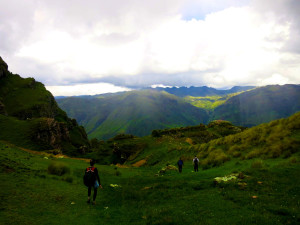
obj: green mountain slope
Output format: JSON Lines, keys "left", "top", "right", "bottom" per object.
{"left": 57, "top": 90, "right": 209, "bottom": 140}
{"left": 191, "top": 111, "right": 300, "bottom": 168}
{"left": 0, "top": 57, "right": 90, "bottom": 155}
{"left": 183, "top": 92, "right": 244, "bottom": 112}
{"left": 212, "top": 84, "right": 300, "bottom": 126}
{"left": 86, "top": 111, "right": 300, "bottom": 168}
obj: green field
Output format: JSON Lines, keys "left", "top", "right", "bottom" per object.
{"left": 184, "top": 95, "right": 232, "bottom": 111}
{"left": 1, "top": 141, "right": 299, "bottom": 225}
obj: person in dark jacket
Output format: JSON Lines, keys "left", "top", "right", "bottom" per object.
{"left": 86, "top": 159, "right": 102, "bottom": 205}
{"left": 177, "top": 158, "right": 184, "bottom": 173}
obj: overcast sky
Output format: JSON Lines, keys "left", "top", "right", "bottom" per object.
{"left": 1, "top": 0, "right": 300, "bottom": 96}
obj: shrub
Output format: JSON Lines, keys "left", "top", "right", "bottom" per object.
{"left": 215, "top": 138, "right": 224, "bottom": 145}
{"left": 115, "top": 170, "right": 122, "bottom": 176}
{"left": 201, "top": 149, "right": 230, "bottom": 168}
{"left": 111, "top": 133, "right": 135, "bottom": 140}
{"left": 48, "top": 161, "right": 70, "bottom": 176}
{"left": 232, "top": 151, "right": 242, "bottom": 158}
{"left": 289, "top": 156, "right": 298, "bottom": 164}
{"left": 151, "top": 130, "right": 161, "bottom": 137}
{"left": 251, "top": 159, "right": 264, "bottom": 169}
{"left": 283, "top": 150, "right": 292, "bottom": 159}
{"left": 228, "top": 145, "right": 240, "bottom": 154}
{"left": 268, "top": 145, "right": 283, "bottom": 158}
{"left": 245, "top": 149, "right": 262, "bottom": 159}
{"left": 63, "top": 176, "right": 73, "bottom": 183}
{"left": 224, "top": 135, "right": 241, "bottom": 145}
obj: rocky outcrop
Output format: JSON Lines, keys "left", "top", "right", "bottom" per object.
{"left": 0, "top": 56, "right": 90, "bottom": 155}
{"left": 33, "top": 118, "right": 70, "bottom": 149}
{"left": 13, "top": 101, "right": 60, "bottom": 120}
{"left": 0, "top": 56, "right": 8, "bottom": 78}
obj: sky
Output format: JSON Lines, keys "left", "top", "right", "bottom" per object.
{"left": 1, "top": 0, "right": 300, "bottom": 96}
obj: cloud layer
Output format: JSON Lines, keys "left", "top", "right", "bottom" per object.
{"left": 1, "top": 0, "right": 300, "bottom": 95}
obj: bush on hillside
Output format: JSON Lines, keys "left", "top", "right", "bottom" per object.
{"left": 200, "top": 149, "right": 230, "bottom": 168}
{"left": 245, "top": 149, "right": 262, "bottom": 159}
{"left": 111, "top": 134, "right": 135, "bottom": 140}
{"left": 251, "top": 159, "right": 265, "bottom": 169}
{"left": 48, "top": 161, "right": 70, "bottom": 176}
{"left": 63, "top": 175, "right": 73, "bottom": 183}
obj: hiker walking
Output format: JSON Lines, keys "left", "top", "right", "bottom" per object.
{"left": 177, "top": 158, "right": 184, "bottom": 173}
{"left": 193, "top": 156, "right": 199, "bottom": 172}
{"left": 84, "top": 159, "right": 102, "bottom": 205}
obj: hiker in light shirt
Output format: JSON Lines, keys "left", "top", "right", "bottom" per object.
{"left": 193, "top": 156, "right": 199, "bottom": 172}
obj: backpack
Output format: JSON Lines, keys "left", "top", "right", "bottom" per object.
{"left": 194, "top": 158, "right": 199, "bottom": 165}
{"left": 83, "top": 167, "right": 96, "bottom": 187}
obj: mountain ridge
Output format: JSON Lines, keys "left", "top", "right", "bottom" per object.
{"left": 57, "top": 90, "right": 209, "bottom": 140}
{"left": 212, "top": 84, "right": 300, "bottom": 127}
{"left": 0, "top": 56, "right": 90, "bottom": 155}
{"left": 57, "top": 84, "right": 300, "bottom": 140}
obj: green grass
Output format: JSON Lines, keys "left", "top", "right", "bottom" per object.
{"left": 184, "top": 93, "right": 241, "bottom": 112}
{"left": 1, "top": 141, "right": 299, "bottom": 225}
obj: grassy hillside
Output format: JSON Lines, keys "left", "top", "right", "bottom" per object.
{"left": 1, "top": 139, "right": 299, "bottom": 224}
{"left": 85, "top": 111, "right": 299, "bottom": 171}
{"left": 1, "top": 105, "right": 299, "bottom": 225}
{"left": 0, "top": 56, "right": 90, "bottom": 155}
{"left": 184, "top": 92, "right": 243, "bottom": 112}
{"left": 85, "top": 121, "right": 244, "bottom": 165}
{"left": 57, "top": 90, "right": 209, "bottom": 140}
{"left": 191, "top": 111, "right": 300, "bottom": 169}
{"left": 212, "top": 84, "right": 300, "bottom": 127}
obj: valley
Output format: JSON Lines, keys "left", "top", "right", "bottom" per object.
{"left": 57, "top": 84, "right": 300, "bottom": 140}
{"left": 0, "top": 56, "right": 299, "bottom": 225}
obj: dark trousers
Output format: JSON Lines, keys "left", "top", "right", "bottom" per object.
{"left": 194, "top": 164, "right": 198, "bottom": 172}
{"left": 178, "top": 165, "right": 182, "bottom": 173}
{"left": 88, "top": 186, "right": 98, "bottom": 201}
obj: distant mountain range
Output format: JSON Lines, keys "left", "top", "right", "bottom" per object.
{"left": 212, "top": 84, "right": 300, "bottom": 126}
{"left": 57, "top": 84, "right": 300, "bottom": 140}
{"left": 57, "top": 90, "right": 209, "bottom": 140}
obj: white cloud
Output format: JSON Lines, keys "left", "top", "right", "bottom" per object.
{"left": 1, "top": 0, "right": 300, "bottom": 95}
{"left": 150, "top": 84, "right": 173, "bottom": 88}
{"left": 258, "top": 74, "right": 290, "bottom": 86}
{"left": 46, "top": 83, "right": 131, "bottom": 96}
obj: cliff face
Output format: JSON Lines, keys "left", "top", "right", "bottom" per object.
{"left": 0, "top": 56, "right": 90, "bottom": 155}
{"left": 0, "top": 57, "right": 9, "bottom": 78}
{"left": 34, "top": 118, "right": 70, "bottom": 149}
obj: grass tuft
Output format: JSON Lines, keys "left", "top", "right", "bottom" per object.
{"left": 47, "top": 161, "right": 70, "bottom": 176}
